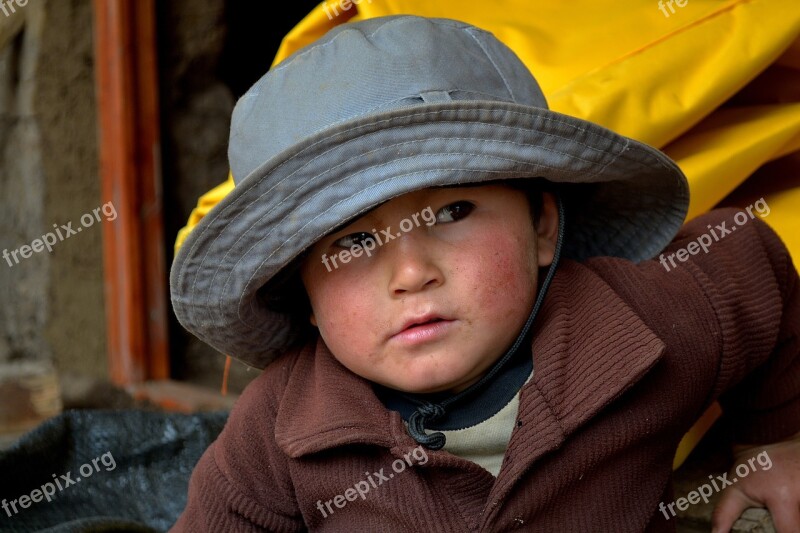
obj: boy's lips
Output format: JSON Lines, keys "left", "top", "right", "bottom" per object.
{"left": 389, "top": 313, "right": 456, "bottom": 345}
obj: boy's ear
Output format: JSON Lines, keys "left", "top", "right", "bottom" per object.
{"left": 309, "top": 312, "right": 317, "bottom": 327}
{"left": 536, "top": 192, "right": 559, "bottom": 267}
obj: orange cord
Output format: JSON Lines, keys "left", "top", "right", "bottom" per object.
{"left": 221, "top": 355, "right": 232, "bottom": 396}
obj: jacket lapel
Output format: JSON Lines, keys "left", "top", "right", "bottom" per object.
{"left": 485, "top": 259, "right": 666, "bottom": 516}
{"left": 275, "top": 337, "right": 400, "bottom": 458}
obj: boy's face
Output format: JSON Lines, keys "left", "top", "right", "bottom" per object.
{"left": 300, "top": 184, "right": 559, "bottom": 394}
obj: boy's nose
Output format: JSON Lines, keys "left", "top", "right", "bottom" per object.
{"left": 386, "top": 232, "right": 443, "bottom": 296}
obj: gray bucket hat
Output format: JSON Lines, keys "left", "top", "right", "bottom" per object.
{"left": 170, "top": 15, "right": 689, "bottom": 369}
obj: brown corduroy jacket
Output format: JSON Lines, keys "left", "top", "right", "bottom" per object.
{"left": 171, "top": 208, "right": 800, "bottom": 532}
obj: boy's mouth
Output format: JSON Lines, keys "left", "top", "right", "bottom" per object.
{"left": 390, "top": 313, "right": 455, "bottom": 342}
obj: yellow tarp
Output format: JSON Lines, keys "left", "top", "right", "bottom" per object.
{"left": 174, "top": 0, "right": 800, "bottom": 469}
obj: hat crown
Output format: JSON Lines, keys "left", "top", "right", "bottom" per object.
{"left": 229, "top": 15, "right": 547, "bottom": 184}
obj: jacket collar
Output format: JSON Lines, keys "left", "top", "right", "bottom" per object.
{"left": 274, "top": 259, "right": 666, "bottom": 459}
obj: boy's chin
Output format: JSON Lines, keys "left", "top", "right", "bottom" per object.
{"left": 378, "top": 371, "right": 485, "bottom": 395}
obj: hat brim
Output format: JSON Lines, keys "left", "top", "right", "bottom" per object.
{"left": 170, "top": 101, "right": 688, "bottom": 368}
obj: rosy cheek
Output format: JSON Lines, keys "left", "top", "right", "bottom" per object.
{"left": 315, "top": 281, "right": 375, "bottom": 350}
{"left": 466, "top": 234, "right": 535, "bottom": 318}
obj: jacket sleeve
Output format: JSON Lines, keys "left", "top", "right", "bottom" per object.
{"left": 169, "top": 363, "right": 306, "bottom": 532}
{"left": 665, "top": 207, "right": 800, "bottom": 445}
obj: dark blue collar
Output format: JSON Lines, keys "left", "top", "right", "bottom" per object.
{"left": 374, "top": 341, "right": 532, "bottom": 431}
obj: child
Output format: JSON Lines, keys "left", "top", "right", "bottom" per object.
{"left": 169, "top": 15, "right": 800, "bottom": 532}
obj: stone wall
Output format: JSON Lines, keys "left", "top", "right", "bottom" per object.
{"left": 0, "top": 0, "right": 104, "bottom": 377}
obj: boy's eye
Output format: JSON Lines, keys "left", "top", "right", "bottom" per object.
{"left": 436, "top": 201, "right": 475, "bottom": 223}
{"left": 334, "top": 232, "right": 374, "bottom": 249}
